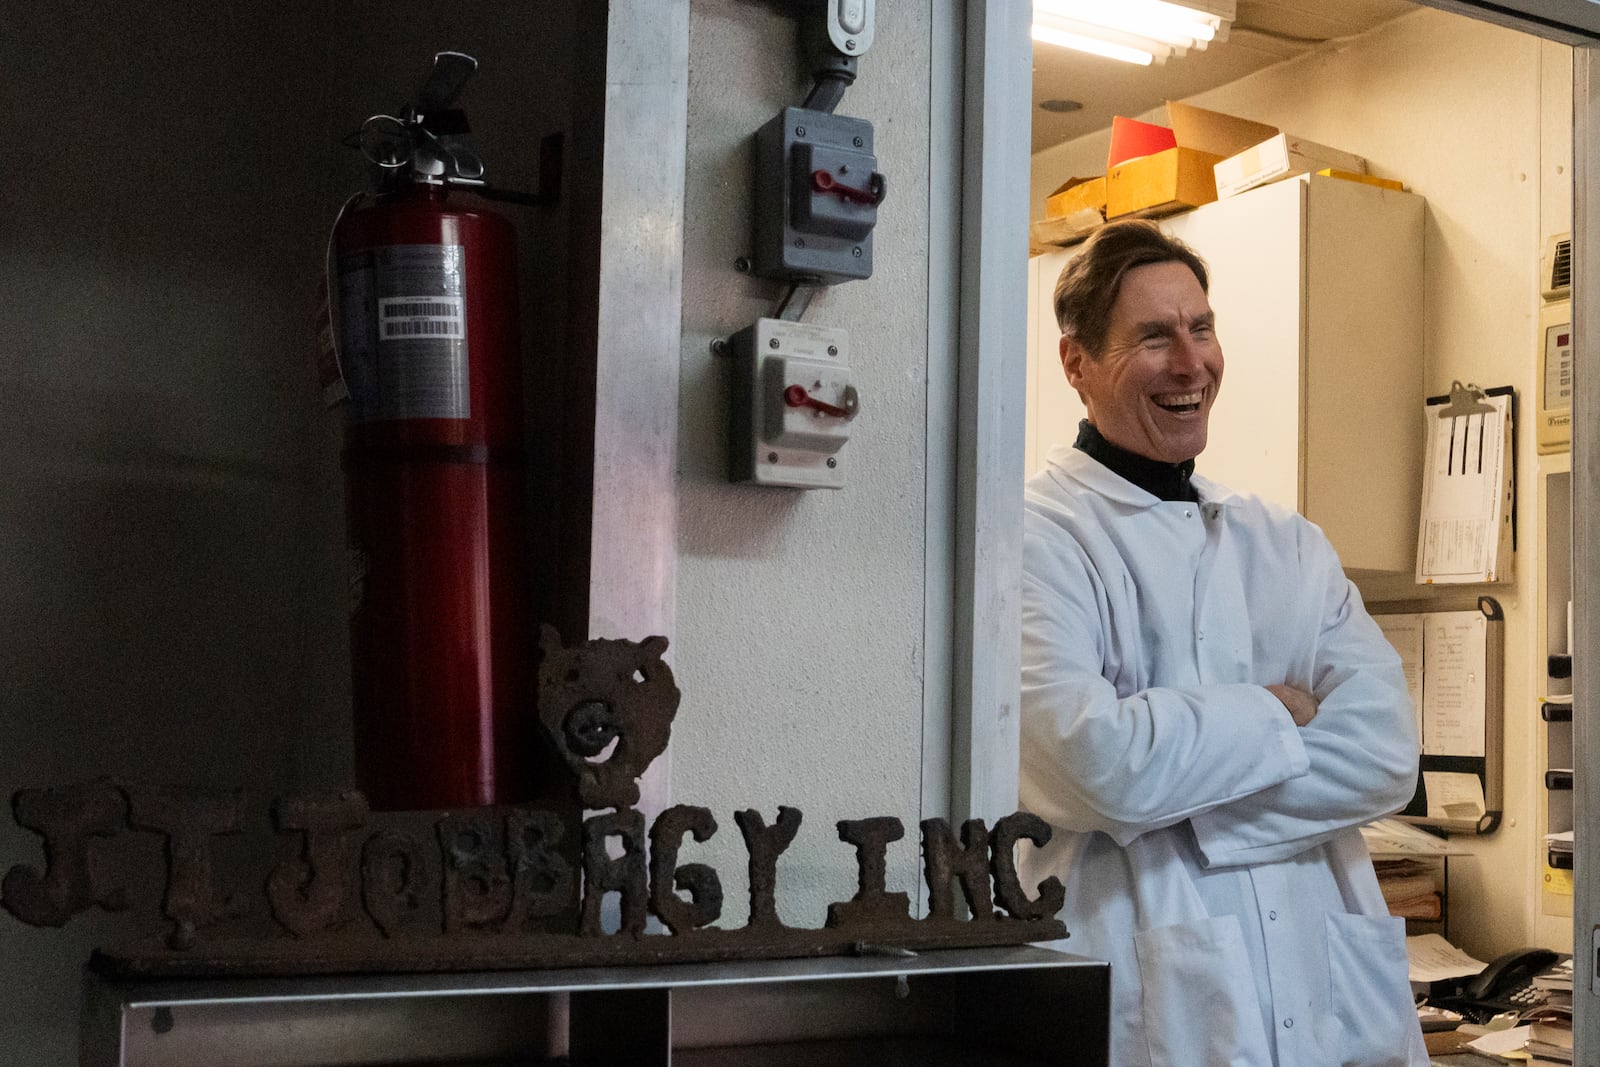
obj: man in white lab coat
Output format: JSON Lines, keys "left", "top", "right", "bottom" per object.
{"left": 1020, "top": 220, "right": 1427, "bottom": 1066}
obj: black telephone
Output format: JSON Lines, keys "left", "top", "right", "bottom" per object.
{"left": 1447, "top": 947, "right": 1561, "bottom": 1018}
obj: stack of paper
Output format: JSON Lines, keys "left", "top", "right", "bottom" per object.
{"left": 1406, "top": 932, "right": 1485, "bottom": 993}
{"left": 1531, "top": 957, "right": 1574, "bottom": 998}
{"left": 1362, "top": 817, "right": 1466, "bottom": 859}
{"left": 1525, "top": 1004, "right": 1573, "bottom": 1064}
{"left": 1547, "top": 829, "right": 1574, "bottom": 865}
{"left": 1376, "top": 859, "right": 1441, "bottom": 920}
{"left": 1466, "top": 1025, "right": 1536, "bottom": 1060}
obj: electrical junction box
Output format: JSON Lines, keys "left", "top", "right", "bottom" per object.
{"left": 826, "top": 0, "right": 874, "bottom": 54}
{"left": 753, "top": 106, "right": 882, "bottom": 284}
{"left": 729, "top": 318, "right": 858, "bottom": 489}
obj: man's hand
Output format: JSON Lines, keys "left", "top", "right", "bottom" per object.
{"left": 1266, "top": 684, "right": 1320, "bottom": 727}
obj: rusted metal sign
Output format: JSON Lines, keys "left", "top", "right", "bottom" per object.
{"left": 4, "top": 631, "right": 1065, "bottom": 978}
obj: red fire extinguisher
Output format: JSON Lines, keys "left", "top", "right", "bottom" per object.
{"left": 328, "top": 53, "right": 533, "bottom": 812}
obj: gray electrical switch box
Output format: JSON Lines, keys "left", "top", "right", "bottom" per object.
{"left": 753, "top": 106, "right": 882, "bottom": 284}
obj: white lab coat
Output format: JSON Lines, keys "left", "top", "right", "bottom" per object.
{"left": 1020, "top": 444, "right": 1427, "bottom": 1067}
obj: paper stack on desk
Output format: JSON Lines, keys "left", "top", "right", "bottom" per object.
{"left": 1520, "top": 1002, "right": 1573, "bottom": 1064}
{"left": 1531, "top": 957, "right": 1574, "bottom": 999}
{"left": 1405, "top": 932, "right": 1485, "bottom": 993}
{"left": 1525, "top": 1012, "right": 1574, "bottom": 1064}
{"left": 1466, "top": 1025, "right": 1537, "bottom": 1060}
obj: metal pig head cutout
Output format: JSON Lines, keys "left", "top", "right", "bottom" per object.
{"left": 536, "top": 627, "right": 679, "bottom": 808}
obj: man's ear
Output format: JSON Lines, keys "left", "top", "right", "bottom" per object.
{"left": 1060, "top": 334, "right": 1087, "bottom": 392}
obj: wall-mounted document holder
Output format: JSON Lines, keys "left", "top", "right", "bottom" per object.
{"left": 1416, "top": 383, "right": 1516, "bottom": 584}
{"left": 1373, "top": 596, "right": 1504, "bottom": 835}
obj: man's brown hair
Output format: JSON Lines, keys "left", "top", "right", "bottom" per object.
{"left": 1052, "top": 220, "right": 1209, "bottom": 358}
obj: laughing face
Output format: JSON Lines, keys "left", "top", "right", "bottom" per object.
{"left": 1061, "top": 260, "right": 1223, "bottom": 464}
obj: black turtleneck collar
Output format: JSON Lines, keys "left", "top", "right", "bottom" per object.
{"left": 1073, "top": 420, "right": 1199, "bottom": 503}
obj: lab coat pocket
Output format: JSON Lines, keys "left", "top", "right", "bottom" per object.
{"left": 1324, "top": 912, "right": 1418, "bottom": 1067}
{"left": 1134, "top": 916, "right": 1273, "bottom": 1067}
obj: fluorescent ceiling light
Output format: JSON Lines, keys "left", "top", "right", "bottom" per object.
{"left": 1034, "top": 14, "right": 1176, "bottom": 62}
{"left": 1032, "top": 0, "right": 1234, "bottom": 65}
{"left": 1031, "top": 23, "right": 1155, "bottom": 66}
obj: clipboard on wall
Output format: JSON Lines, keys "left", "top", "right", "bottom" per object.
{"left": 1372, "top": 596, "right": 1504, "bottom": 835}
{"left": 1416, "top": 382, "right": 1516, "bottom": 584}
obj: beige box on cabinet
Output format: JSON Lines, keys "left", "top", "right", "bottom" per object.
{"left": 1215, "top": 133, "right": 1368, "bottom": 199}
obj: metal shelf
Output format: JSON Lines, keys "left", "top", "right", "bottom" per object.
{"left": 84, "top": 944, "right": 1110, "bottom": 1067}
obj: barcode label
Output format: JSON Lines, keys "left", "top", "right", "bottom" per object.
{"left": 386, "top": 300, "right": 455, "bottom": 317}
{"left": 379, "top": 295, "right": 465, "bottom": 340}
{"left": 383, "top": 318, "right": 462, "bottom": 337}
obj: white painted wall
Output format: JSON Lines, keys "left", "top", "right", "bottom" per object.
{"left": 671, "top": 1, "right": 939, "bottom": 926}
{"left": 1028, "top": 9, "right": 1573, "bottom": 958}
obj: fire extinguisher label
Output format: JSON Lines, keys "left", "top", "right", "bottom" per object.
{"left": 337, "top": 244, "right": 471, "bottom": 421}
{"left": 378, "top": 296, "right": 464, "bottom": 339}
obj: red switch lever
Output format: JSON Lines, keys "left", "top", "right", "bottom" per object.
{"left": 812, "top": 169, "right": 883, "bottom": 205}
{"left": 784, "top": 384, "right": 851, "bottom": 418}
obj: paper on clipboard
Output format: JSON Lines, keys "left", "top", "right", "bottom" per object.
{"left": 1374, "top": 610, "right": 1485, "bottom": 757}
{"left": 1423, "top": 771, "right": 1486, "bottom": 822}
{"left": 1416, "top": 387, "right": 1513, "bottom": 583}
{"left": 1376, "top": 614, "right": 1424, "bottom": 745}
{"left": 1421, "top": 611, "right": 1487, "bottom": 757}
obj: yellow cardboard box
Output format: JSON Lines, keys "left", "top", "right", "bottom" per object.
{"left": 1315, "top": 168, "right": 1403, "bottom": 192}
{"left": 1030, "top": 213, "right": 1099, "bottom": 251}
{"left": 1106, "top": 101, "right": 1277, "bottom": 219}
{"left": 1107, "top": 149, "right": 1225, "bottom": 219}
{"left": 1045, "top": 175, "right": 1106, "bottom": 219}
{"left": 1032, "top": 175, "right": 1107, "bottom": 250}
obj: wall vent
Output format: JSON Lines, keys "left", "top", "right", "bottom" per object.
{"left": 1543, "top": 233, "right": 1571, "bottom": 301}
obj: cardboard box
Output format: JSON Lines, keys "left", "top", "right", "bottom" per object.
{"left": 1031, "top": 175, "right": 1106, "bottom": 250}
{"left": 1107, "top": 150, "right": 1223, "bottom": 219}
{"left": 1316, "top": 168, "right": 1403, "bottom": 192}
{"left": 1215, "top": 133, "right": 1367, "bottom": 199}
{"left": 1045, "top": 176, "right": 1105, "bottom": 220}
{"left": 1030, "top": 212, "right": 1100, "bottom": 251}
{"left": 1105, "top": 102, "right": 1277, "bottom": 219}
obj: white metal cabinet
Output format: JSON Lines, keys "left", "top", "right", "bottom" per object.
{"left": 1027, "top": 174, "right": 1425, "bottom": 576}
